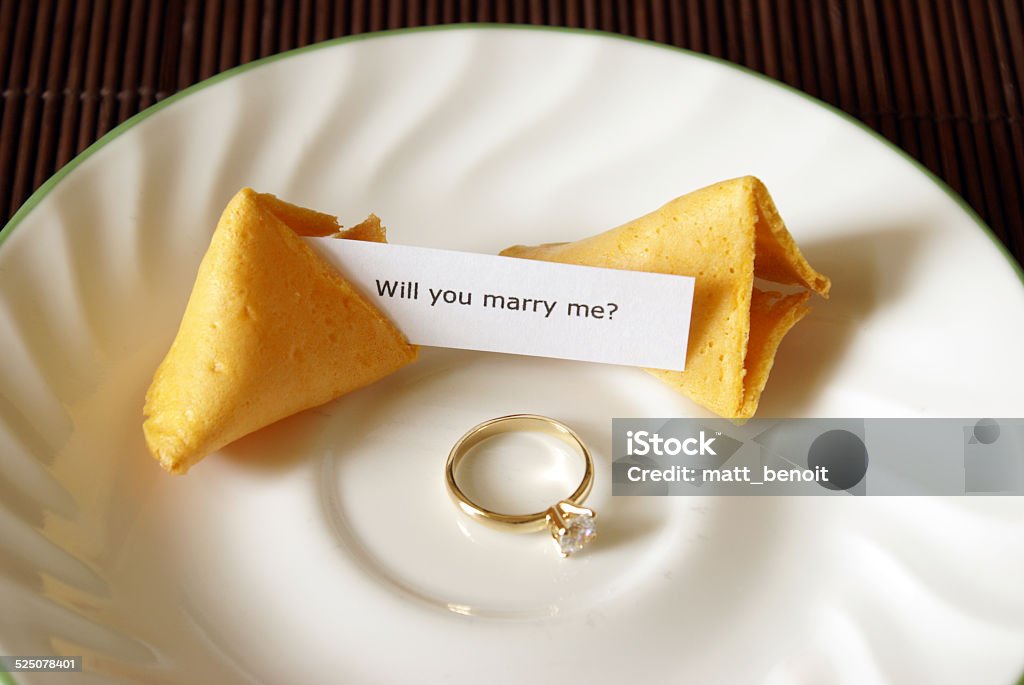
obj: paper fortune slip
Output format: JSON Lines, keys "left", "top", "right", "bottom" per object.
{"left": 305, "top": 238, "right": 695, "bottom": 371}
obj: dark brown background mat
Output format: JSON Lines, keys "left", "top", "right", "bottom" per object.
{"left": 1, "top": 0, "right": 1022, "bottom": 270}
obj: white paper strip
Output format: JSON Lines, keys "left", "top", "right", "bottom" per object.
{"left": 305, "top": 238, "right": 695, "bottom": 371}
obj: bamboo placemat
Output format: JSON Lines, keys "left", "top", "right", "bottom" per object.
{"left": 1, "top": 0, "right": 1022, "bottom": 269}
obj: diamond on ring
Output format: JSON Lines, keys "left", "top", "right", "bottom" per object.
{"left": 546, "top": 501, "right": 597, "bottom": 557}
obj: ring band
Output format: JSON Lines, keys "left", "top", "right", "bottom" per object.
{"left": 445, "top": 414, "right": 597, "bottom": 557}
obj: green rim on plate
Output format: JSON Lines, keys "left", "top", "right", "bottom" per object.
{"left": 0, "top": 23, "right": 1021, "bottom": 287}
{"left": 0, "top": 24, "right": 1022, "bottom": 685}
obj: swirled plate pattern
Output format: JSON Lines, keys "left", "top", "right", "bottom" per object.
{"left": 1, "top": 26, "right": 1023, "bottom": 684}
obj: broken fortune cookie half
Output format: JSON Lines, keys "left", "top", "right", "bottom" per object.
{"left": 500, "top": 176, "right": 830, "bottom": 419}
{"left": 143, "top": 188, "right": 418, "bottom": 474}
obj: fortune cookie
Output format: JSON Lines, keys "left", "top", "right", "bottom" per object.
{"left": 143, "top": 189, "right": 417, "bottom": 474}
{"left": 501, "top": 176, "right": 830, "bottom": 419}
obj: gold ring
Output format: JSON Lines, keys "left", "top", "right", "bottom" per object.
{"left": 445, "top": 414, "right": 597, "bottom": 557}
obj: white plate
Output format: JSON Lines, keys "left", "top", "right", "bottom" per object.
{"left": 2, "top": 26, "right": 1024, "bottom": 685}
